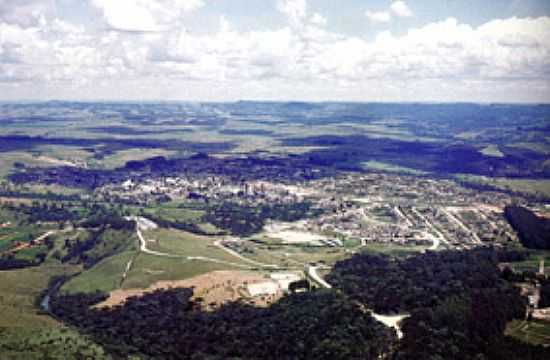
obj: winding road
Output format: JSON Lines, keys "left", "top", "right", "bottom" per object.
{"left": 130, "top": 216, "right": 411, "bottom": 338}
{"left": 306, "top": 265, "right": 332, "bottom": 289}
{"left": 128, "top": 216, "right": 261, "bottom": 270}
{"left": 306, "top": 265, "right": 409, "bottom": 338}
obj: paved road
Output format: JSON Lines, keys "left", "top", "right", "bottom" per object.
{"left": 441, "top": 208, "right": 482, "bottom": 244}
{"left": 412, "top": 207, "right": 448, "bottom": 249}
{"left": 394, "top": 206, "right": 413, "bottom": 227}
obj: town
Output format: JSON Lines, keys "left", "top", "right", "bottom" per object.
{"left": 95, "top": 171, "right": 523, "bottom": 252}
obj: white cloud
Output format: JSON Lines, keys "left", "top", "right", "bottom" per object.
{"left": 310, "top": 13, "right": 327, "bottom": 26}
{"left": 390, "top": 1, "right": 414, "bottom": 18}
{"left": 0, "top": 0, "right": 549, "bottom": 102}
{"left": 0, "top": 0, "right": 52, "bottom": 27}
{"left": 366, "top": 1, "right": 413, "bottom": 23}
{"left": 277, "top": 0, "right": 307, "bottom": 26}
{"left": 365, "top": 11, "right": 391, "bottom": 23}
{"left": 91, "top": 0, "right": 205, "bottom": 32}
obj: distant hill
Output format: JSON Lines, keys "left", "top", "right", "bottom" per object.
{"left": 504, "top": 206, "right": 550, "bottom": 249}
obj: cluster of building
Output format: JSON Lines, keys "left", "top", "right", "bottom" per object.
{"left": 97, "top": 176, "right": 315, "bottom": 206}
{"left": 97, "top": 170, "right": 527, "bottom": 251}
{"left": 261, "top": 173, "right": 521, "bottom": 250}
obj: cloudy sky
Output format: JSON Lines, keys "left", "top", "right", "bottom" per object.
{"left": 1, "top": 0, "right": 550, "bottom": 102}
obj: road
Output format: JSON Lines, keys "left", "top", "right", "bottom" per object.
{"left": 441, "top": 208, "right": 482, "bottom": 244}
{"left": 394, "top": 206, "right": 413, "bottom": 227}
{"left": 135, "top": 225, "right": 182, "bottom": 258}
{"left": 129, "top": 217, "right": 256, "bottom": 269}
{"left": 187, "top": 256, "right": 253, "bottom": 269}
{"left": 306, "top": 265, "right": 333, "bottom": 289}
{"left": 412, "top": 207, "right": 448, "bottom": 249}
{"left": 6, "top": 230, "right": 57, "bottom": 254}
{"left": 214, "top": 240, "right": 280, "bottom": 269}
{"left": 428, "top": 235, "right": 441, "bottom": 251}
{"left": 131, "top": 217, "right": 411, "bottom": 338}
{"left": 306, "top": 265, "right": 409, "bottom": 338}
{"left": 372, "top": 313, "right": 409, "bottom": 339}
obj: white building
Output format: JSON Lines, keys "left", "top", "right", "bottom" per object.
{"left": 270, "top": 273, "right": 301, "bottom": 292}
{"left": 247, "top": 281, "right": 279, "bottom": 297}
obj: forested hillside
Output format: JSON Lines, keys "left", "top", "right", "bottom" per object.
{"left": 328, "top": 249, "right": 550, "bottom": 359}
{"left": 51, "top": 289, "right": 395, "bottom": 360}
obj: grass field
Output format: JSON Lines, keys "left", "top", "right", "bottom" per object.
{"left": 506, "top": 319, "right": 550, "bottom": 346}
{"left": 0, "top": 327, "right": 113, "bottom": 360}
{"left": 456, "top": 174, "right": 550, "bottom": 198}
{"left": 361, "top": 243, "right": 429, "bottom": 257}
{"left": 92, "top": 148, "right": 178, "bottom": 169}
{"left": 144, "top": 202, "right": 205, "bottom": 223}
{"left": 144, "top": 228, "right": 243, "bottom": 264}
{"left": 0, "top": 152, "right": 60, "bottom": 178}
{"left": 0, "top": 223, "right": 51, "bottom": 253}
{"left": 13, "top": 183, "right": 85, "bottom": 196}
{"left": 243, "top": 241, "right": 348, "bottom": 268}
{"left": 0, "top": 143, "right": 178, "bottom": 178}
{"left": 509, "top": 142, "right": 550, "bottom": 156}
{"left": 362, "top": 161, "right": 428, "bottom": 175}
{"left": 508, "top": 250, "right": 550, "bottom": 273}
{"left": 122, "top": 254, "right": 234, "bottom": 289}
{"left": 0, "top": 264, "right": 111, "bottom": 359}
{"left": 81, "top": 229, "right": 137, "bottom": 264}
{"left": 63, "top": 227, "right": 252, "bottom": 293}
{"left": 60, "top": 250, "right": 137, "bottom": 294}
{"left": 0, "top": 265, "right": 76, "bottom": 328}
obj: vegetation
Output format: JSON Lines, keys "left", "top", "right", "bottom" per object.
{"left": 327, "top": 248, "right": 550, "bottom": 359}
{"left": 51, "top": 289, "right": 396, "bottom": 360}
{"left": 121, "top": 254, "right": 231, "bottom": 290}
{"left": 61, "top": 227, "right": 135, "bottom": 268}
{"left": 505, "top": 205, "right": 550, "bottom": 249}
{"left": 0, "top": 265, "right": 111, "bottom": 359}
{"left": 506, "top": 320, "right": 550, "bottom": 348}
{"left": 60, "top": 250, "right": 137, "bottom": 294}
{"left": 397, "top": 297, "right": 550, "bottom": 360}
{"left": 456, "top": 174, "right": 550, "bottom": 200}
{"left": 540, "top": 279, "right": 550, "bottom": 308}
{"left": 1, "top": 102, "right": 549, "bottom": 358}
{"left": 0, "top": 265, "right": 73, "bottom": 328}
{"left": 327, "top": 248, "right": 519, "bottom": 313}
{"left": 361, "top": 160, "right": 428, "bottom": 175}
{"left": 0, "top": 327, "right": 112, "bottom": 360}
{"left": 204, "top": 201, "right": 322, "bottom": 237}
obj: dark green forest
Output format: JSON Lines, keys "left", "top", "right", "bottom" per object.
{"left": 504, "top": 206, "right": 550, "bottom": 249}
{"left": 44, "top": 248, "right": 550, "bottom": 360}
{"left": 328, "top": 249, "right": 550, "bottom": 360}
{"left": 51, "top": 289, "right": 395, "bottom": 360}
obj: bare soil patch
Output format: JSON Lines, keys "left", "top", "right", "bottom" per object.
{"left": 97, "top": 271, "right": 281, "bottom": 309}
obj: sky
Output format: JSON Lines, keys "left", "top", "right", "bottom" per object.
{"left": 1, "top": 0, "right": 550, "bottom": 102}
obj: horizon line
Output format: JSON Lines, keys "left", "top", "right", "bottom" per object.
{"left": 1, "top": 99, "right": 550, "bottom": 106}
